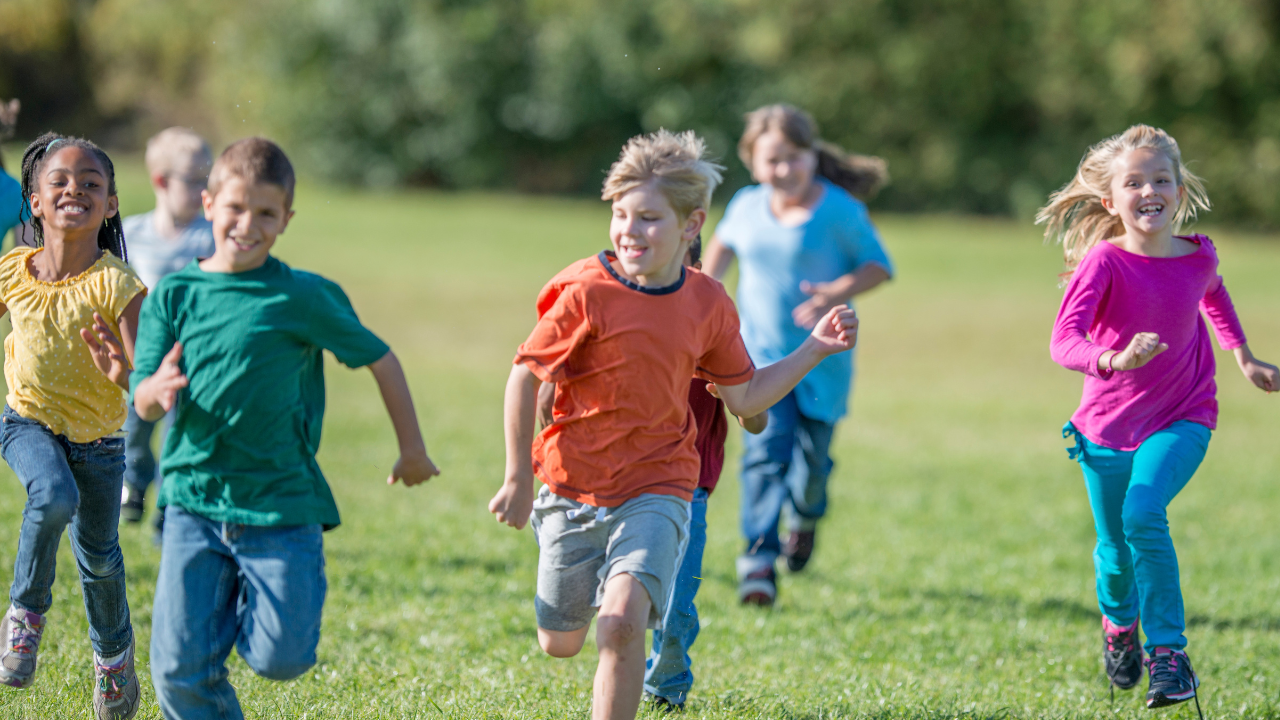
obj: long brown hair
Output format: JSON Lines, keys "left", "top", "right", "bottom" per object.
{"left": 1036, "top": 124, "right": 1209, "bottom": 277}
{"left": 738, "top": 104, "right": 887, "bottom": 201}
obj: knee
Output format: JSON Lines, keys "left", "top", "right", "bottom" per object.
{"left": 79, "top": 551, "right": 124, "bottom": 581}
{"left": 537, "top": 628, "right": 586, "bottom": 658}
{"left": 595, "top": 613, "right": 643, "bottom": 653}
{"left": 247, "top": 650, "right": 315, "bottom": 681}
{"left": 1121, "top": 499, "right": 1168, "bottom": 540}
{"left": 1093, "top": 541, "right": 1132, "bottom": 572}
{"left": 30, "top": 489, "right": 78, "bottom": 528}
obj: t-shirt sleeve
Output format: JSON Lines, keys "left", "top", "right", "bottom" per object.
{"left": 0, "top": 248, "right": 23, "bottom": 302}
{"left": 713, "top": 188, "right": 751, "bottom": 252}
{"left": 105, "top": 264, "right": 148, "bottom": 322}
{"left": 513, "top": 281, "right": 592, "bottom": 383}
{"left": 128, "top": 287, "right": 177, "bottom": 405}
{"left": 839, "top": 200, "right": 894, "bottom": 277}
{"left": 695, "top": 290, "right": 755, "bottom": 386}
{"left": 0, "top": 171, "right": 21, "bottom": 238}
{"left": 305, "top": 277, "right": 391, "bottom": 368}
{"left": 1050, "top": 251, "right": 1113, "bottom": 379}
{"left": 1198, "top": 240, "right": 1247, "bottom": 350}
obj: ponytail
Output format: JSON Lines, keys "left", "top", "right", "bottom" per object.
{"left": 19, "top": 132, "right": 128, "bottom": 261}
{"left": 815, "top": 141, "right": 888, "bottom": 201}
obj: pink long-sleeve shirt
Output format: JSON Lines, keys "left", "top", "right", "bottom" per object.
{"left": 1050, "top": 235, "right": 1246, "bottom": 451}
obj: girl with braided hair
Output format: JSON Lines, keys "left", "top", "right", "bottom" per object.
{"left": 0, "top": 133, "right": 146, "bottom": 719}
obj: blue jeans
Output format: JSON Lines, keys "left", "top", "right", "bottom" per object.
{"left": 0, "top": 406, "right": 132, "bottom": 656}
{"left": 1065, "top": 420, "right": 1209, "bottom": 653}
{"left": 644, "top": 487, "right": 707, "bottom": 705}
{"left": 737, "top": 391, "right": 835, "bottom": 577}
{"left": 151, "top": 506, "right": 326, "bottom": 720}
{"left": 123, "top": 405, "right": 169, "bottom": 493}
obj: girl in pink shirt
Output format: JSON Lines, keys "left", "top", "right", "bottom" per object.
{"left": 1042, "top": 125, "right": 1277, "bottom": 712}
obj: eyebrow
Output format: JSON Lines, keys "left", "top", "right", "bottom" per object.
{"left": 45, "top": 166, "right": 105, "bottom": 178}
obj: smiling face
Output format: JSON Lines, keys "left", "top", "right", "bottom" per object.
{"left": 1103, "top": 148, "right": 1184, "bottom": 239}
{"left": 201, "top": 176, "right": 294, "bottom": 273}
{"left": 29, "top": 146, "right": 118, "bottom": 246}
{"left": 608, "top": 179, "right": 705, "bottom": 287}
{"left": 750, "top": 128, "right": 817, "bottom": 197}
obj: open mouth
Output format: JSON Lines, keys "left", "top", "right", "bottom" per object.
{"left": 57, "top": 201, "right": 90, "bottom": 216}
{"left": 227, "top": 236, "right": 260, "bottom": 252}
{"left": 1137, "top": 203, "right": 1164, "bottom": 217}
{"left": 617, "top": 244, "right": 648, "bottom": 260}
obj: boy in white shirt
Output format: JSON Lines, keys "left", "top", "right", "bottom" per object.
{"left": 119, "top": 128, "right": 216, "bottom": 531}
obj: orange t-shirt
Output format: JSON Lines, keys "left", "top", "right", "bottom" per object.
{"left": 516, "top": 251, "right": 756, "bottom": 506}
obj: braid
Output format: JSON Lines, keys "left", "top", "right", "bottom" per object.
{"left": 19, "top": 132, "right": 128, "bottom": 261}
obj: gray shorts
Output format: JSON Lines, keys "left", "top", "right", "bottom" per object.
{"left": 531, "top": 486, "right": 691, "bottom": 632}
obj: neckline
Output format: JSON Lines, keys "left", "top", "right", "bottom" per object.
{"left": 766, "top": 178, "right": 829, "bottom": 229}
{"left": 1104, "top": 234, "right": 1204, "bottom": 260}
{"left": 22, "top": 247, "right": 109, "bottom": 287}
{"left": 596, "top": 251, "right": 686, "bottom": 295}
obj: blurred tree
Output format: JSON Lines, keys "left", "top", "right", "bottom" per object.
{"left": 4, "top": 0, "right": 1280, "bottom": 225}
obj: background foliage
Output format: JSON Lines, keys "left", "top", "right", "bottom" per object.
{"left": 3, "top": 0, "right": 1280, "bottom": 224}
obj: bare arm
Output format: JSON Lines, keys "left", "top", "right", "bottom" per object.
{"left": 1233, "top": 343, "right": 1279, "bottom": 393}
{"left": 82, "top": 293, "right": 146, "bottom": 389}
{"left": 739, "top": 410, "right": 768, "bottom": 434}
{"left": 792, "top": 263, "right": 891, "bottom": 329}
{"left": 702, "top": 235, "right": 735, "bottom": 281}
{"left": 368, "top": 351, "right": 440, "bottom": 486}
{"left": 489, "top": 364, "right": 542, "bottom": 529}
{"left": 715, "top": 305, "right": 858, "bottom": 418}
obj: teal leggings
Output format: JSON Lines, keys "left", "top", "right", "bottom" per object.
{"left": 1064, "top": 420, "right": 1210, "bottom": 653}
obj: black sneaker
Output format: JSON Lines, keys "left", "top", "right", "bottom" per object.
{"left": 642, "top": 692, "right": 684, "bottom": 713}
{"left": 119, "top": 485, "right": 145, "bottom": 524}
{"left": 738, "top": 566, "right": 776, "bottom": 606}
{"left": 1103, "top": 617, "right": 1142, "bottom": 690}
{"left": 782, "top": 529, "right": 815, "bottom": 572}
{"left": 1145, "top": 647, "right": 1199, "bottom": 709}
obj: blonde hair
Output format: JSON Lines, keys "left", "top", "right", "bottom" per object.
{"left": 601, "top": 129, "right": 724, "bottom": 218}
{"left": 1037, "top": 124, "right": 1210, "bottom": 274}
{"left": 739, "top": 104, "right": 888, "bottom": 201}
{"left": 145, "top": 127, "right": 212, "bottom": 176}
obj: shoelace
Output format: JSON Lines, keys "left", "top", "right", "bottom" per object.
{"left": 1105, "top": 627, "right": 1136, "bottom": 655}
{"left": 7, "top": 615, "right": 42, "bottom": 655}
{"left": 96, "top": 661, "right": 130, "bottom": 701}
{"left": 1146, "top": 651, "right": 1183, "bottom": 685}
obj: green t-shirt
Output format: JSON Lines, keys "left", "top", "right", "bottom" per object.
{"left": 129, "top": 256, "right": 390, "bottom": 529}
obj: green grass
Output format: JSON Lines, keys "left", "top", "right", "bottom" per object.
{"left": 1, "top": 158, "right": 1279, "bottom": 718}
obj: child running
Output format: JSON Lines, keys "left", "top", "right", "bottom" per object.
{"left": 130, "top": 138, "right": 440, "bottom": 720}
{"left": 536, "top": 237, "right": 769, "bottom": 711}
{"left": 0, "top": 133, "right": 147, "bottom": 719}
{"left": 490, "top": 129, "right": 858, "bottom": 720}
{"left": 119, "top": 127, "right": 216, "bottom": 533}
{"left": 702, "top": 104, "right": 892, "bottom": 605}
{"left": 1042, "top": 124, "right": 1278, "bottom": 711}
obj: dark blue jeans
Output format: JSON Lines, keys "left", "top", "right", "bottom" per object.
{"left": 644, "top": 487, "right": 708, "bottom": 705}
{"left": 737, "top": 391, "right": 835, "bottom": 578}
{"left": 151, "top": 506, "right": 326, "bottom": 720}
{"left": 0, "top": 406, "right": 132, "bottom": 656}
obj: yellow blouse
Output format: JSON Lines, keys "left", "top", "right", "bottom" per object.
{"left": 0, "top": 247, "right": 147, "bottom": 442}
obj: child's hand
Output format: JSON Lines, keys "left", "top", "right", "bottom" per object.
{"left": 1111, "top": 332, "right": 1168, "bottom": 371}
{"left": 148, "top": 343, "right": 189, "bottom": 413}
{"left": 792, "top": 280, "right": 844, "bottom": 329}
{"left": 80, "top": 312, "right": 131, "bottom": 388}
{"left": 1235, "top": 345, "right": 1279, "bottom": 393}
{"left": 489, "top": 476, "right": 534, "bottom": 530}
{"left": 806, "top": 305, "right": 859, "bottom": 356}
{"left": 388, "top": 452, "right": 441, "bottom": 486}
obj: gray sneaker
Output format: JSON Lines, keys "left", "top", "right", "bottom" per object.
{"left": 94, "top": 643, "right": 140, "bottom": 719}
{"left": 0, "top": 605, "right": 44, "bottom": 688}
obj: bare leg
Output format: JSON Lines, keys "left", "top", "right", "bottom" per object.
{"left": 538, "top": 624, "right": 590, "bottom": 658}
{"left": 592, "top": 574, "right": 651, "bottom": 720}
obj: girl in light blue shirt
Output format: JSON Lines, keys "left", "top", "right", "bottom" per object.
{"left": 704, "top": 104, "right": 893, "bottom": 605}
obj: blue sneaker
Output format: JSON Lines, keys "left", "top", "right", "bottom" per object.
{"left": 1145, "top": 647, "right": 1199, "bottom": 709}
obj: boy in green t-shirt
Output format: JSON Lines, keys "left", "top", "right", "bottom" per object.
{"left": 129, "top": 138, "right": 440, "bottom": 720}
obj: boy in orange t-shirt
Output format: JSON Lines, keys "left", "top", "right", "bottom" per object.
{"left": 489, "top": 129, "right": 859, "bottom": 720}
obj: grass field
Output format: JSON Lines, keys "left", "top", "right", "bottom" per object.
{"left": 0, "top": 156, "right": 1278, "bottom": 719}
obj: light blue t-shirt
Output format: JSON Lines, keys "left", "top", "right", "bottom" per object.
{"left": 715, "top": 179, "right": 893, "bottom": 423}
{"left": 122, "top": 211, "right": 215, "bottom": 290}
{"left": 0, "top": 169, "right": 21, "bottom": 246}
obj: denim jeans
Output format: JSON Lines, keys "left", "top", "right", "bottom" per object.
{"left": 1065, "top": 420, "right": 1209, "bottom": 653}
{"left": 0, "top": 406, "right": 132, "bottom": 656}
{"left": 151, "top": 506, "right": 326, "bottom": 720}
{"left": 123, "top": 405, "right": 170, "bottom": 494}
{"left": 644, "top": 487, "right": 707, "bottom": 705}
{"left": 737, "top": 391, "right": 835, "bottom": 577}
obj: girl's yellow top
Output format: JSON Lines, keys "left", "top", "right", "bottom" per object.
{"left": 0, "top": 246, "right": 147, "bottom": 443}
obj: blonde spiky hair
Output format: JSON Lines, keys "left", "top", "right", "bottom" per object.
{"left": 1037, "top": 124, "right": 1210, "bottom": 277}
{"left": 144, "top": 127, "right": 213, "bottom": 177}
{"left": 602, "top": 129, "right": 724, "bottom": 218}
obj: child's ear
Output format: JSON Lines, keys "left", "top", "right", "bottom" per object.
{"left": 201, "top": 189, "right": 215, "bottom": 220}
{"left": 151, "top": 173, "right": 168, "bottom": 191}
{"left": 683, "top": 207, "right": 707, "bottom": 240}
{"left": 1100, "top": 195, "right": 1118, "bottom": 216}
{"left": 105, "top": 195, "right": 119, "bottom": 219}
